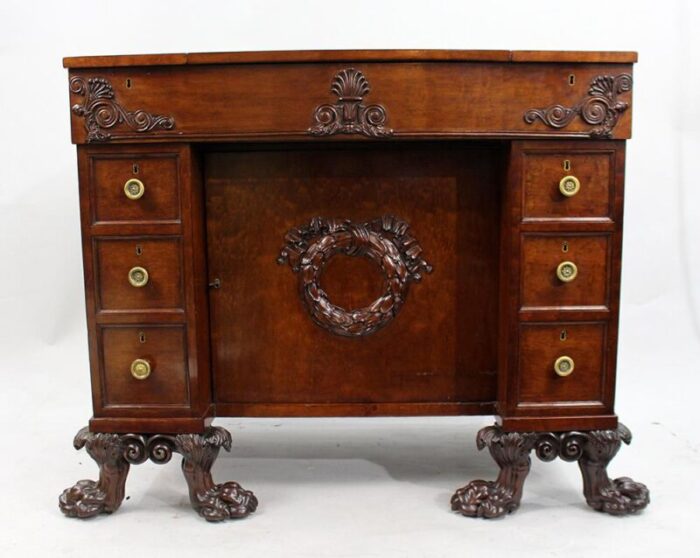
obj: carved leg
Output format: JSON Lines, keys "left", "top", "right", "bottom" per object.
{"left": 174, "top": 427, "right": 258, "bottom": 522}
{"left": 59, "top": 425, "right": 257, "bottom": 521}
{"left": 451, "top": 426, "right": 536, "bottom": 518}
{"left": 452, "top": 423, "right": 649, "bottom": 518}
{"left": 59, "top": 427, "right": 130, "bottom": 518}
{"left": 577, "top": 424, "right": 650, "bottom": 515}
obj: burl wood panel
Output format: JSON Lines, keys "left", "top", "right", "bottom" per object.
{"left": 522, "top": 151, "right": 614, "bottom": 220}
{"left": 91, "top": 153, "right": 180, "bottom": 224}
{"left": 520, "top": 234, "right": 610, "bottom": 310}
{"left": 99, "top": 325, "right": 189, "bottom": 408}
{"left": 94, "top": 237, "right": 184, "bottom": 312}
{"left": 206, "top": 142, "right": 502, "bottom": 408}
{"left": 517, "top": 322, "right": 607, "bottom": 406}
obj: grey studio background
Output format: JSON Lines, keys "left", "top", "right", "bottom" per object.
{"left": 0, "top": 1, "right": 698, "bottom": 557}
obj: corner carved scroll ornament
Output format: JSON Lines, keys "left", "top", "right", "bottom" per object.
{"left": 524, "top": 74, "right": 632, "bottom": 138}
{"left": 69, "top": 76, "right": 175, "bottom": 142}
{"left": 278, "top": 215, "right": 431, "bottom": 337}
{"left": 308, "top": 68, "right": 393, "bottom": 138}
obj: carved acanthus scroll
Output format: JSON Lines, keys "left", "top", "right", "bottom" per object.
{"left": 69, "top": 76, "right": 175, "bottom": 142}
{"left": 278, "top": 215, "right": 431, "bottom": 337}
{"left": 309, "top": 68, "right": 393, "bottom": 137}
{"left": 524, "top": 74, "right": 632, "bottom": 138}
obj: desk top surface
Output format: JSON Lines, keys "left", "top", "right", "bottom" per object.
{"left": 63, "top": 49, "right": 638, "bottom": 69}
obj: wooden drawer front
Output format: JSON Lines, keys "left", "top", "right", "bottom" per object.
{"left": 91, "top": 154, "right": 180, "bottom": 224}
{"left": 522, "top": 152, "right": 613, "bottom": 220}
{"left": 100, "top": 325, "right": 189, "bottom": 407}
{"left": 518, "top": 323, "right": 606, "bottom": 406}
{"left": 521, "top": 234, "right": 609, "bottom": 309}
{"left": 94, "top": 237, "right": 183, "bottom": 312}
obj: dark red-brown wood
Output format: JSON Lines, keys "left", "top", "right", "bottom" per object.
{"left": 60, "top": 50, "right": 647, "bottom": 520}
{"left": 205, "top": 143, "right": 501, "bottom": 411}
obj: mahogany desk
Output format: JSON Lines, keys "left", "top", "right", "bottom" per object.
{"left": 58, "top": 49, "right": 649, "bottom": 521}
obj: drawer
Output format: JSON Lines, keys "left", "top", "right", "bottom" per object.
{"left": 100, "top": 325, "right": 189, "bottom": 407}
{"left": 94, "top": 237, "right": 184, "bottom": 312}
{"left": 522, "top": 151, "right": 614, "bottom": 220}
{"left": 90, "top": 153, "right": 180, "bottom": 223}
{"left": 517, "top": 323, "right": 606, "bottom": 405}
{"left": 521, "top": 234, "right": 609, "bottom": 309}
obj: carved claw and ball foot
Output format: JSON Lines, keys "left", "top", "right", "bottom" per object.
{"left": 59, "top": 426, "right": 257, "bottom": 521}
{"left": 452, "top": 424, "right": 649, "bottom": 519}
{"left": 176, "top": 428, "right": 258, "bottom": 521}
{"left": 59, "top": 428, "right": 130, "bottom": 518}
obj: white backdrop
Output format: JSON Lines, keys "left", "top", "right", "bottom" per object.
{"left": 1, "top": 1, "right": 699, "bottom": 557}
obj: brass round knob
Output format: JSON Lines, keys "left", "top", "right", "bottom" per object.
{"left": 124, "top": 178, "right": 145, "bottom": 200}
{"left": 559, "top": 175, "right": 580, "bottom": 197}
{"left": 554, "top": 355, "right": 575, "bottom": 377}
{"left": 128, "top": 266, "right": 149, "bottom": 287}
{"left": 556, "top": 261, "right": 578, "bottom": 283}
{"left": 130, "top": 358, "right": 152, "bottom": 380}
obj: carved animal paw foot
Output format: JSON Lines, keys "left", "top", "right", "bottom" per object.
{"left": 588, "top": 477, "right": 650, "bottom": 515}
{"left": 59, "top": 480, "right": 110, "bottom": 518}
{"left": 451, "top": 480, "right": 519, "bottom": 519}
{"left": 194, "top": 481, "right": 259, "bottom": 522}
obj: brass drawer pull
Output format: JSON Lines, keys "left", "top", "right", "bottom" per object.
{"left": 130, "top": 358, "right": 152, "bottom": 380}
{"left": 124, "top": 178, "right": 145, "bottom": 200}
{"left": 556, "top": 261, "right": 578, "bottom": 283}
{"left": 554, "top": 355, "right": 575, "bottom": 377}
{"left": 128, "top": 266, "right": 149, "bottom": 287}
{"left": 559, "top": 175, "right": 580, "bottom": 197}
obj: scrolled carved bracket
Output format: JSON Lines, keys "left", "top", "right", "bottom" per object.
{"left": 69, "top": 76, "right": 175, "bottom": 142}
{"left": 59, "top": 426, "right": 257, "bottom": 522}
{"left": 524, "top": 74, "right": 632, "bottom": 138}
{"left": 451, "top": 424, "right": 649, "bottom": 518}
{"left": 278, "top": 215, "right": 431, "bottom": 337}
{"left": 309, "top": 68, "right": 393, "bottom": 137}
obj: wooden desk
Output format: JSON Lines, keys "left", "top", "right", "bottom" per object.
{"left": 58, "top": 49, "right": 649, "bottom": 521}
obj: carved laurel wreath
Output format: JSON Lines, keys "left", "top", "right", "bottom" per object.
{"left": 278, "top": 216, "right": 431, "bottom": 337}
{"left": 69, "top": 76, "right": 175, "bottom": 142}
{"left": 524, "top": 74, "right": 632, "bottom": 138}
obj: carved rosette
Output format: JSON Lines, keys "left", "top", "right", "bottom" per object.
{"left": 69, "top": 76, "right": 175, "bottom": 142}
{"left": 309, "top": 68, "right": 393, "bottom": 137}
{"left": 452, "top": 424, "right": 649, "bottom": 518}
{"left": 60, "top": 426, "right": 257, "bottom": 522}
{"left": 278, "top": 215, "right": 432, "bottom": 337}
{"left": 524, "top": 74, "right": 632, "bottom": 138}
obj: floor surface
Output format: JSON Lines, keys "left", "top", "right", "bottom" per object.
{"left": 1, "top": 331, "right": 698, "bottom": 558}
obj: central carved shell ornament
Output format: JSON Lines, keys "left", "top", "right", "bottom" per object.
{"left": 308, "top": 68, "right": 393, "bottom": 137}
{"left": 277, "top": 216, "right": 432, "bottom": 337}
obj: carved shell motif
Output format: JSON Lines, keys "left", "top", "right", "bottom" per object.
{"left": 309, "top": 68, "right": 393, "bottom": 138}
{"left": 331, "top": 68, "right": 371, "bottom": 99}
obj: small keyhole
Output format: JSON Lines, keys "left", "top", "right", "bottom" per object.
{"left": 560, "top": 329, "right": 568, "bottom": 341}
{"left": 135, "top": 245, "right": 143, "bottom": 256}
{"left": 562, "top": 241, "right": 569, "bottom": 253}
{"left": 126, "top": 78, "right": 132, "bottom": 88}
{"left": 132, "top": 163, "right": 139, "bottom": 174}
{"left": 563, "top": 159, "right": 571, "bottom": 171}
{"left": 568, "top": 74, "right": 575, "bottom": 86}
{"left": 138, "top": 331, "right": 146, "bottom": 343}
